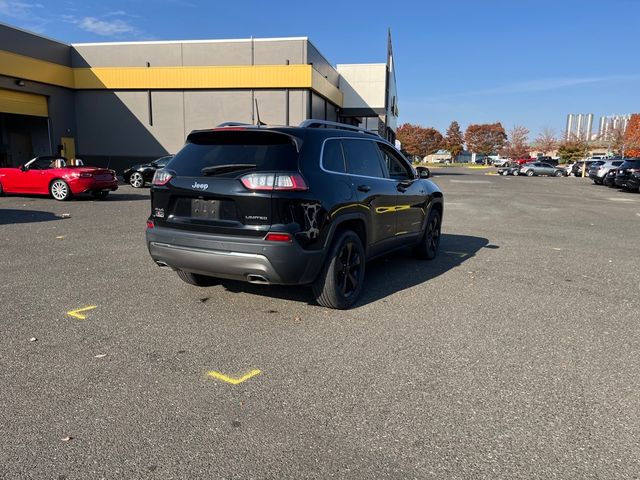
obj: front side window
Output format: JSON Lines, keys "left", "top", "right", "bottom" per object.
{"left": 377, "top": 144, "right": 412, "bottom": 180}
{"left": 342, "top": 139, "right": 385, "bottom": 178}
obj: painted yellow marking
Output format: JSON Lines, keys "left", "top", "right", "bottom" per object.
{"left": 55, "top": 236, "right": 65, "bottom": 239}
{"left": 485, "top": 172, "right": 499, "bottom": 176}
{"left": 444, "top": 251, "right": 468, "bottom": 258}
{"left": 552, "top": 247, "right": 562, "bottom": 251}
{"left": 468, "top": 165, "right": 490, "bottom": 169}
{"left": 67, "top": 305, "right": 97, "bottom": 320}
{"left": 207, "top": 369, "right": 261, "bottom": 385}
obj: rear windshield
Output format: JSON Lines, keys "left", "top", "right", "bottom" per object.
{"left": 620, "top": 159, "right": 640, "bottom": 169}
{"left": 168, "top": 130, "right": 299, "bottom": 176}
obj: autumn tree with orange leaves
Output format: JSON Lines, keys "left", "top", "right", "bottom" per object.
{"left": 396, "top": 123, "right": 443, "bottom": 159}
{"left": 624, "top": 114, "right": 640, "bottom": 157}
{"left": 464, "top": 123, "right": 507, "bottom": 162}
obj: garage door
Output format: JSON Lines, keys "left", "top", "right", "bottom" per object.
{"left": 0, "top": 88, "right": 48, "bottom": 117}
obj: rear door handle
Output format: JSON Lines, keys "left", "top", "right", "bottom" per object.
{"left": 357, "top": 185, "right": 371, "bottom": 192}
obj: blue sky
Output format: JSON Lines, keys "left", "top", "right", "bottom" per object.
{"left": 1, "top": 0, "right": 639, "bottom": 138}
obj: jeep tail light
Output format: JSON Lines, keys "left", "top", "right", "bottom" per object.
{"left": 265, "top": 232, "right": 292, "bottom": 242}
{"left": 240, "top": 173, "right": 308, "bottom": 191}
{"left": 152, "top": 169, "right": 173, "bottom": 186}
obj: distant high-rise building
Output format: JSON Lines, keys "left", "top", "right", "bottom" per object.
{"left": 598, "top": 114, "right": 632, "bottom": 140}
{"left": 565, "top": 113, "right": 594, "bottom": 141}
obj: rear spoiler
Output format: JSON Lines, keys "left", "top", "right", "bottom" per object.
{"left": 187, "top": 126, "right": 303, "bottom": 153}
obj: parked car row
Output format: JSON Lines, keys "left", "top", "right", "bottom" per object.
{"left": 592, "top": 158, "right": 640, "bottom": 193}
{"left": 0, "top": 153, "right": 179, "bottom": 200}
{"left": 497, "top": 161, "right": 566, "bottom": 177}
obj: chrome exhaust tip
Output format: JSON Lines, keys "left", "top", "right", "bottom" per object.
{"left": 247, "top": 274, "right": 270, "bottom": 285}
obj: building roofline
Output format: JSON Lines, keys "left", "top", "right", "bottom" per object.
{"left": 71, "top": 36, "right": 309, "bottom": 47}
{"left": 0, "top": 21, "right": 70, "bottom": 47}
{"left": 336, "top": 63, "right": 386, "bottom": 68}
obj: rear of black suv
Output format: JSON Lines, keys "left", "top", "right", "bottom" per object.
{"left": 146, "top": 123, "right": 443, "bottom": 308}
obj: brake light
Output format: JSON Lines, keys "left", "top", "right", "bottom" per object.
{"left": 152, "top": 169, "right": 173, "bottom": 186}
{"left": 146, "top": 220, "right": 154, "bottom": 229}
{"left": 265, "top": 232, "right": 292, "bottom": 242}
{"left": 240, "top": 173, "right": 307, "bottom": 191}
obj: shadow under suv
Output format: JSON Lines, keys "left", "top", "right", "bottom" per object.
{"left": 146, "top": 120, "right": 444, "bottom": 309}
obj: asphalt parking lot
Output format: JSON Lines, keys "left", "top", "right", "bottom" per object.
{"left": 1, "top": 169, "right": 639, "bottom": 479}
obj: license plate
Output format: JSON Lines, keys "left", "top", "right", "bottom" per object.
{"left": 95, "top": 174, "right": 113, "bottom": 181}
{"left": 191, "top": 199, "right": 220, "bottom": 219}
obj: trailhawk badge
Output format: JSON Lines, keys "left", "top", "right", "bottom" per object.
{"left": 192, "top": 181, "right": 209, "bottom": 190}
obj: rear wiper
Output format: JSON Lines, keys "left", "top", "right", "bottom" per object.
{"left": 201, "top": 164, "right": 257, "bottom": 176}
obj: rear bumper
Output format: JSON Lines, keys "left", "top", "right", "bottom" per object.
{"left": 146, "top": 225, "right": 325, "bottom": 285}
{"left": 71, "top": 179, "right": 119, "bottom": 194}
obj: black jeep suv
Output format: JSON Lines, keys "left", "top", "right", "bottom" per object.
{"left": 145, "top": 120, "right": 444, "bottom": 309}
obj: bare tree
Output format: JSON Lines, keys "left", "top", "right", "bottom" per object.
{"left": 533, "top": 127, "right": 558, "bottom": 155}
{"left": 503, "top": 125, "right": 530, "bottom": 160}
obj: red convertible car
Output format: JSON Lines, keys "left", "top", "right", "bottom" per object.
{"left": 0, "top": 156, "right": 118, "bottom": 200}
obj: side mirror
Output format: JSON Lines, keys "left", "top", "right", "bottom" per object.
{"left": 417, "top": 167, "right": 430, "bottom": 179}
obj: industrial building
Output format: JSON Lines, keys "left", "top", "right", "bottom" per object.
{"left": 0, "top": 23, "right": 398, "bottom": 171}
{"left": 598, "top": 114, "right": 632, "bottom": 140}
{"left": 565, "top": 113, "right": 594, "bottom": 141}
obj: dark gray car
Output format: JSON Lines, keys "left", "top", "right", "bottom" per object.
{"left": 520, "top": 162, "right": 565, "bottom": 177}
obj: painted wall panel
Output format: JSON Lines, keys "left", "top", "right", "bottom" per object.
{"left": 183, "top": 90, "right": 253, "bottom": 133}
{"left": 72, "top": 44, "right": 183, "bottom": 68}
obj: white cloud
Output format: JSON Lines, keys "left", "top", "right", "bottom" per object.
{"left": 422, "top": 74, "right": 640, "bottom": 103}
{"left": 76, "top": 16, "right": 134, "bottom": 36}
{"left": 0, "top": 0, "right": 43, "bottom": 18}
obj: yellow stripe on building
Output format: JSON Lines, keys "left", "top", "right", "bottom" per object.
{"left": 0, "top": 50, "right": 74, "bottom": 88}
{"left": 0, "top": 49, "right": 343, "bottom": 106}
{"left": 0, "top": 88, "right": 48, "bottom": 117}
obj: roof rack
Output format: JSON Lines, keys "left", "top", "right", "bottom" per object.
{"left": 298, "top": 119, "right": 380, "bottom": 137}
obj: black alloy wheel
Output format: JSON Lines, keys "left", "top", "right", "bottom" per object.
{"left": 313, "top": 230, "right": 365, "bottom": 309}
{"left": 415, "top": 209, "right": 441, "bottom": 260}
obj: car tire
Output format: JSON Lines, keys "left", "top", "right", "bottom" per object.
{"left": 92, "top": 190, "right": 110, "bottom": 200}
{"left": 312, "top": 230, "right": 365, "bottom": 310}
{"left": 526, "top": 170, "right": 535, "bottom": 177}
{"left": 554, "top": 170, "right": 564, "bottom": 177}
{"left": 176, "top": 269, "right": 218, "bottom": 286}
{"left": 50, "top": 179, "right": 71, "bottom": 201}
{"left": 414, "top": 208, "right": 442, "bottom": 260}
{"left": 129, "top": 172, "right": 144, "bottom": 188}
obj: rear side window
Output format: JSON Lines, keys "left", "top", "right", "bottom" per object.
{"left": 322, "top": 139, "right": 346, "bottom": 173}
{"left": 169, "top": 131, "right": 299, "bottom": 176}
{"left": 342, "top": 139, "right": 385, "bottom": 178}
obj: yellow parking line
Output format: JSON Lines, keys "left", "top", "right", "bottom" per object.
{"left": 207, "top": 369, "right": 261, "bottom": 385}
